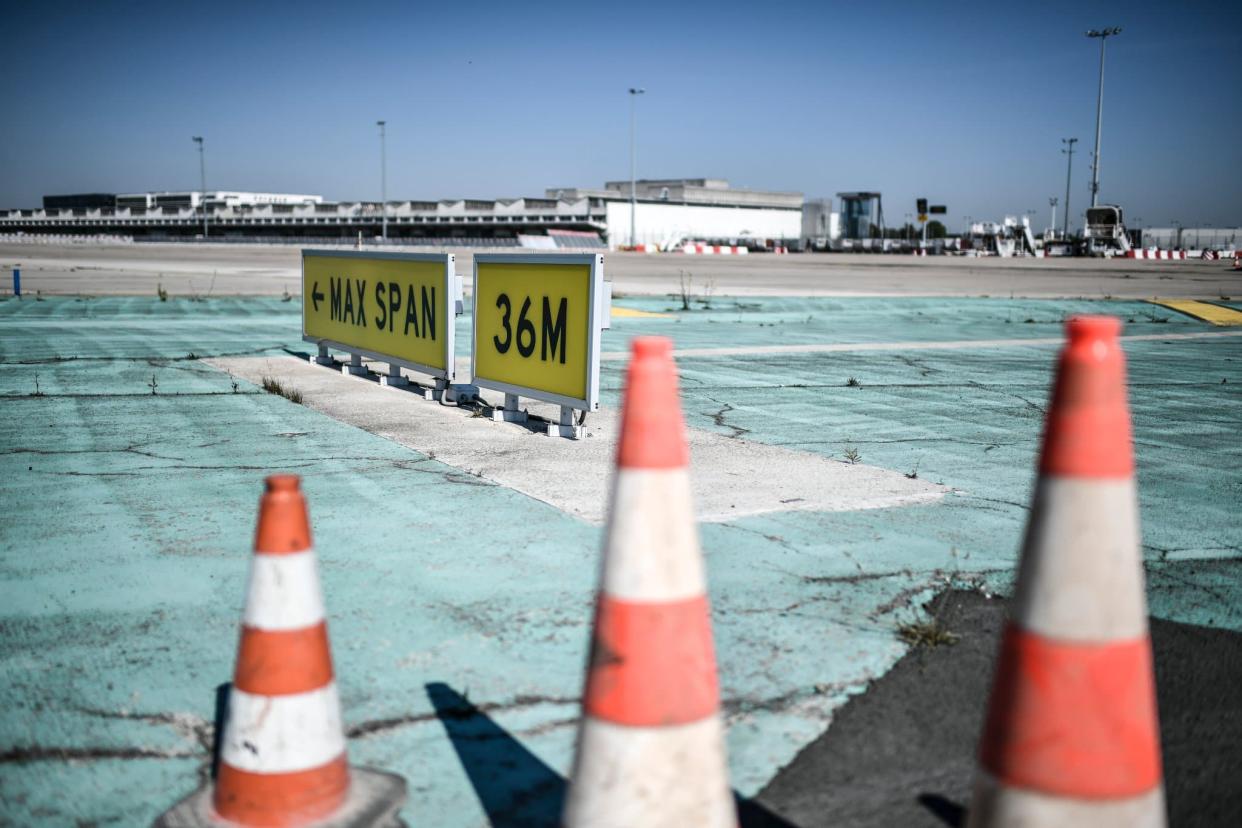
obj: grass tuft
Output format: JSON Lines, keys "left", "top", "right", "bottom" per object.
{"left": 845, "top": 376, "right": 861, "bottom": 388}
{"left": 261, "top": 376, "right": 304, "bottom": 405}
{"left": 843, "top": 445, "right": 861, "bottom": 464}
{"left": 896, "top": 619, "right": 960, "bottom": 648}
{"left": 156, "top": 283, "right": 168, "bottom": 302}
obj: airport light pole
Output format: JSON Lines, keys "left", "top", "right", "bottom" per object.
{"left": 1061, "top": 137, "right": 1077, "bottom": 237}
{"left": 1049, "top": 197, "right": 1058, "bottom": 237}
{"left": 628, "top": 87, "right": 645, "bottom": 248}
{"left": 377, "top": 120, "right": 387, "bottom": 241}
{"left": 1086, "top": 27, "right": 1121, "bottom": 208}
{"left": 192, "top": 136, "right": 207, "bottom": 237}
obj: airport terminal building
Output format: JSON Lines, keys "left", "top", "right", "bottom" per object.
{"left": 1, "top": 179, "right": 802, "bottom": 249}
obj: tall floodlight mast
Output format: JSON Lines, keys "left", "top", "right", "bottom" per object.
{"left": 1061, "top": 137, "right": 1078, "bottom": 237}
{"left": 1086, "top": 27, "right": 1121, "bottom": 208}
{"left": 628, "top": 87, "right": 645, "bottom": 248}
{"left": 377, "top": 120, "right": 387, "bottom": 241}
{"left": 192, "top": 136, "right": 207, "bottom": 237}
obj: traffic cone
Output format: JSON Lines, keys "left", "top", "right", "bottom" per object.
{"left": 562, "top": 337, "right": 736, "bottom": 828}
{"left": 154, "top": 475, "right": 405, "bottom": 828}
{"left": 968, "top": 316, "right": 1165, "bottom": 827}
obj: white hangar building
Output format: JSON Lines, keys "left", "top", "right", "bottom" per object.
{"left": 2, "top": 179, "right": 803, "bottom": 249}
{"left": 548, "top": 179, "right": 803, "bottom": 249}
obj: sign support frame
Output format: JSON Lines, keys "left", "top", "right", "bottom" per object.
{"left": 471, "top": 253, "right": 606, "bottom": 416}
{"left": 301, "top": 249, "right": 461, "bottom": 384}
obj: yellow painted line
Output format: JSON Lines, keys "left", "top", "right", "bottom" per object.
{"left": 1149, "top": 299, "right": 1242, "bottom": 326}
{"left": 611, "top": 306, "right": 675, "bottom": 319}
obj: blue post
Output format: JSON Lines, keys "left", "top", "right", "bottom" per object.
{"left": 12, "top": 268, "right": 18, "bottom": 298}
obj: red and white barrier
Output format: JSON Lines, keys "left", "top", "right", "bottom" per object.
{"left": 681, "top": 244, "right": 748, "bottom": 255}
{"left": 1122, "top": 249, "right": 1237, "bottom": 259}
{"left": 1124, "top": 249, "right": 1187, "bottom": 260}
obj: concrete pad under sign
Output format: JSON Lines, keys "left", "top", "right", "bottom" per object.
{"left": 206, "top": 356, "right": 948, "bottom": 523}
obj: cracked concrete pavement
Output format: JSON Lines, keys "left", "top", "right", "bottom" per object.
{"left": 2, "top": 283, "right": 1239, "bottom": 825}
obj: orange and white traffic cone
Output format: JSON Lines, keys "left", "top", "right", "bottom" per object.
{"left": 155, "top": 475, "right": 405, "bottom": 828}
{"left": 968, "top": 316, "right": 1165, "bottom": 827}
{"left": 562, "top": 337, "right": 736, "bottom": 828}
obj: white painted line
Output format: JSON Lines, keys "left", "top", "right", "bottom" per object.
{"left": 597, "top": 329, "right": 1242, "bottom": 361}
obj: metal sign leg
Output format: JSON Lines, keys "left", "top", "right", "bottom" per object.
{"left": 309, "top": 343, "right": 333, "bottom": 366}
{"left": 492, "top": 392, "right": 528, "bottom": 424}
{"left": 342, "top": 352, "right": 368, "bottom": 377}
{"left": 380, "top": 362, "right": 409, "bottom": 388}
{"left": 546, "top": 405, "right": 583, "bottom": 440}
{"left": 423, "top": 377, "right": 449, "bottom": 402}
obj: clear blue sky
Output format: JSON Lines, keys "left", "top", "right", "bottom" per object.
{"left": 4, "top": 0, "right": 1240, "bottom": 228}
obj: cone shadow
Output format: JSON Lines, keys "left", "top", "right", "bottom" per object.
{"left": 211, "top": 681, "right": 230, "bottom": 781}
{"left": 426, "top": 682, "right": 792, "bottom": 827}
{"left": 917, "top": 792, "right": 966, "bottom": 827}
{"left": 735, "top": 794, "right": 801, "bottom": 827}
{"left": 426, "top": 682, "right": 566, "bottom": 827}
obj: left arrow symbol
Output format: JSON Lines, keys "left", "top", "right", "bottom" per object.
{"left": 312, "top": 281, "right": 325, "bottom": 312}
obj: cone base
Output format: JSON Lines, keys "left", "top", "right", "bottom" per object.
{"left": 153, "top": 767, "right": 407, "bottom": 828}
{"left": 563, "top": 716, "right": 735, "bottom": 828}
{"left": 967, "top": 772, "right": 1165, "bottom": 828}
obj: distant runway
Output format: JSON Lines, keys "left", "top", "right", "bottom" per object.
{"left": 1, "top": 241, "right": 1238, "bottom": 299}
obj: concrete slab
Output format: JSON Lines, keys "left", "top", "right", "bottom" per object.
{"left": 205, "top": 355, "right": 947, "bottom": 524}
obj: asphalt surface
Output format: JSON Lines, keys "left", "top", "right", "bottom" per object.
{"left": 755, "top": 585, "right": 1242, "bottom": 828}
{"left": 3, "top": 241, "right": 1239, "bottom": 298}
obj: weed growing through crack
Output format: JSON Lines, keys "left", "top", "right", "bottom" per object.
{"left": 157, "top": 283, "right": 168, "bottom": 302}
{"left": 678, "top": 270, "right": 693, "bottom": 311}
{"left": 896, "top": 618, "right": 960, "bottom": 648}
{"left": 1140, "top": 310, "right": 1169, "bottom": 324}
{"left": 261, "top": 376, "right": 304, "bottom": 405}
{"left": 846, "top": 376, "right": 861, "bottom": 387}
{"left": 896, "top": 570, "right": 963, "bottom": 649}
{"left": 282, "top": 286, "right": 293, "bottom": 302}
{"left": 843, "top": 445, "right": 861, "bottom": 464}
{"left": 148, "top": 374, "right": 159, "bottom": 395}
{"left": 904, "top": 460, "right": 920, "bottom": 480}
{"left": 31, "top": 373, "right": 45, "bottom": 397}
{"left": 229, "top": 373, "right": 240, "bottom": 393}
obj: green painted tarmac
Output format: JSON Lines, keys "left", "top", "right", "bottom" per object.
{"left": 1, "top": 295, "right": 1238, "bottom": 825}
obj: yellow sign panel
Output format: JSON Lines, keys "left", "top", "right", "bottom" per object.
{"left": 472, "top": 257, "right": 601, "bottom": 408}
{"left": 302, "top": 252, "right": 454, "bottom": 376}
